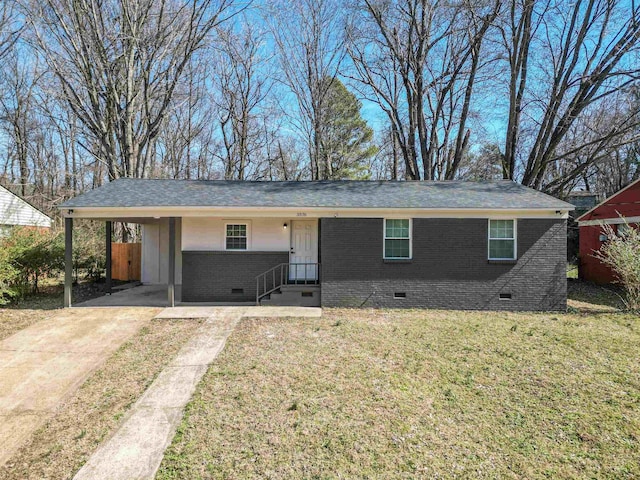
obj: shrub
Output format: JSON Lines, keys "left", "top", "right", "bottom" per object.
{"left": 593, "top": 222, "right": 640, "bottom": 311}
{"left": 0, "top": 222, "right": 108, "bottom": 304}
{"left": 0, "top": 227, "right": 65, "bottom": 301}
{"left": 72, "top": 220, "right": 106, "bottom": 281}
{"left": 0, "top": 242, "right": 20, "bottom": 304}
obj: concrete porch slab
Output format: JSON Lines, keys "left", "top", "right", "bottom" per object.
{"left": 75, "top": 285, "right": 326, "bottom": 313}
{"left": 75, "top": 285, "right": 169, "bottom": 307}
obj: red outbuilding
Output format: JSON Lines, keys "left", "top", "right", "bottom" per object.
{"left": 577, "top": 179, "right": 640, "bottom": 284}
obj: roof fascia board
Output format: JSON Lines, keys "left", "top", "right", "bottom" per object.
{"left": 62, "top": 206, "right": 570, "bottom": 219}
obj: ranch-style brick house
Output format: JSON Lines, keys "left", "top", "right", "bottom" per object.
{"left": 59, "top": 179, "right": 574, "bottom": 310}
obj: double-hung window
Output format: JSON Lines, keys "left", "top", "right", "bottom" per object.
{"left": 225, "top": 224, "right": 247, "bottom": 250}
{"left": 488, "top": 219, "right": 516, "bottom": 260}
{"left": 384, "top": 219, "right": 411, "bottom": 259}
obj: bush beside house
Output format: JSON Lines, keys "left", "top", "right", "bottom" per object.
{"left": 0, "top": 224, "right": 105, "bottom": 304}
{"left": 594, "top": 223, "right": 640, "bottom": 311}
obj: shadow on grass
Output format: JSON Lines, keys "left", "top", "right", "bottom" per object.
{"left": 567, "top": 278, "right": 626, "bottom": 313}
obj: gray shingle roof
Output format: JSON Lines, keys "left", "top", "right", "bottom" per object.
{"left": 59, "top": 179, "right": 574, "bottom": 210}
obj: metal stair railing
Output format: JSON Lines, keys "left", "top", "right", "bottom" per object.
{"left": 255, "top": 263, "right": 320, "bottom": 305}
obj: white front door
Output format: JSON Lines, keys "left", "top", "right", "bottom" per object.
{"left": 289, "top": 220, "right": 318, "bottom": 281}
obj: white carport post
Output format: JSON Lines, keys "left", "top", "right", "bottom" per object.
{"left": 168, "top": 217, "right": 176, "bottom": 307}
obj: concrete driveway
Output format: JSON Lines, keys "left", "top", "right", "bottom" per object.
{"left": 0, "top": 307, "right": 160, "bottom": 466}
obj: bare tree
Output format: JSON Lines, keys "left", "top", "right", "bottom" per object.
{"left": 0, "top": 47, "right": 83, "bottom": 212}
{"left": 370, "top": 127, "right": 404, "bottom": 180}
{"left": 348, "top": 0, "right": 435, "bottom": 179}
{"left": 0, "top": 52, "right": 39, "bottom": 197}
{"left": 213, "top": 20, "right": 274, "bottom": 180}
{"left": 499, "top": 0, "right": 640, "bottom": 192}
{"left": 0, "top": 0, "right": 22, "bottom": 61}
{"left": 425, "top": 1, "right": 501, "bottom": 180}
{"left": 348, "top": 0, "right": 500, "bottom": 180}
{"left": 347, "top": 14, "right": 417, "bottom": 179}
{"left": 154, "top": 58, "right": 217, "bottom": 179}
{"left": 590, "top": 144, "right": 640, "bottom": 196}
{"left": 572, "top": 87, "right": 640, "bottom": 195}
{"left": 268, "top": 0, "right": 347, "bottom": 179}
{"left": 26, "top": 0, "right": 244, "bottom": 181}
{"left": 498, "top": 0, "right": 536, "bottom": 180}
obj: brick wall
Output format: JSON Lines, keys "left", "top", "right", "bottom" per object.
{"left": 182, "top": 251, "right": 288, "bottom": 302}
{"left": 320, "top": 217, "right": 567, "bottom": 311}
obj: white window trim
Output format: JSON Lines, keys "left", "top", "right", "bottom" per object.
{"left": 488, "top": 218, "right": 517, "bottom": 260}
{"left": 383, "top": 218, "right": 412, "bottom": 260}
{"left": 224, "top": 222, "right": 250, "bottom": 251}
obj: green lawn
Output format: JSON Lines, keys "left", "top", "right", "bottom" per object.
{"left": 566, "top": 261, "right": 579, "bottom": 279}
{"left": 158, "top": 290, "right": 639, "bottom": 479}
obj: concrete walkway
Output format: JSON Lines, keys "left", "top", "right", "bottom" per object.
{"left": 0, "top": 307, "right": 159, "bottom": 466}
{"left": 74, "top": 306, "right": 321, "bottom": 480}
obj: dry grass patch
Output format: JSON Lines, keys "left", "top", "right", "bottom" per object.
{"left": 0, "top": 282, "right": 113, "bottom": 341}
{"left": 1, "top": 317, "right": 203, "bottom": 480}
{"left": 0, "top": 294, "right": 60, "bottom": 341}
{"left": 158, "top": 307, "right": 639, "bottom": 479}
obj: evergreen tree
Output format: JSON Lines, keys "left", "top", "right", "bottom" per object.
{"left": 319, "top": 78, "right": 378, "bottom": 179}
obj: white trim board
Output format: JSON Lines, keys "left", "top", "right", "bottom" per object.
{"left": 61, "top": 206, "right": 570, "bottom": 220}
{"left": 579, "top": 216, "right": 640, "bottom": 227}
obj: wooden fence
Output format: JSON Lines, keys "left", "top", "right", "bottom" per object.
{"left": 111, "top": 242, "right": 141, "bottom": 281}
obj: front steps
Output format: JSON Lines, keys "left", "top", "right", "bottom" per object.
{"left": 260, "top": 284, "right": 321, "bottom": 307}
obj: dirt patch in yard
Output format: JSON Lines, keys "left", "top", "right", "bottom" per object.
{"left": 0, "top": 317, "right": 203, "bottom": 480}
{"left": 158, "top": 308, "right": 639, "bottom": 479}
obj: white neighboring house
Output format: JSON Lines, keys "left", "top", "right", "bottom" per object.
{"left": 0, "top": 185, "right": 53, "bottom": 236}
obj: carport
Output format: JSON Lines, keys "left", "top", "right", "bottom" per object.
{"left": 62, "top": 214, "right": 180, "bottom": 308}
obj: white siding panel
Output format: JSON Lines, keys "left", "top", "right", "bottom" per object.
{"left": 141, "top": 224, "right": 160, "bottom": 284}
{"left": 0, "top": 186, "right": 52, "bottom": 227}
{"left": 182, "top": 217, "right": 289, "bottom": 251}
{"left": 141, "top": 219, "right": 182, "bottom": 285}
